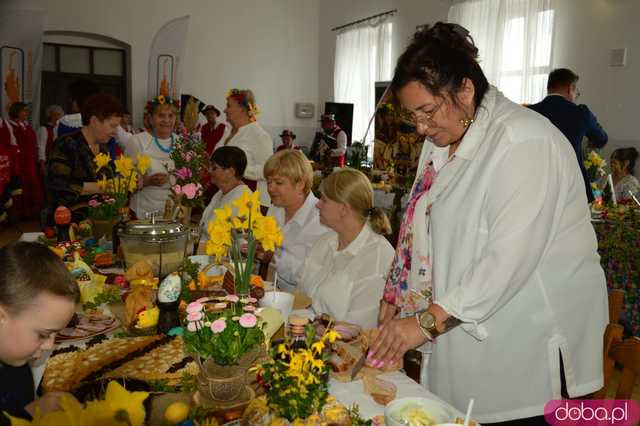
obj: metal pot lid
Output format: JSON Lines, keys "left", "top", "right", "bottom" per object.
{"left": 122, "top": 220, "right": 187, "bottom": 236}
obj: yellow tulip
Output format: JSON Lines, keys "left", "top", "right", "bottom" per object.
{"left": 136, "top": 153, "right": 151, "bottom": 175}
{"left": 94, "top": 152, "right": 111, "bottom": 172}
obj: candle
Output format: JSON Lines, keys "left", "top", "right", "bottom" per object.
{"left": 608, "top": 174, "right": 617, "bottom": 206}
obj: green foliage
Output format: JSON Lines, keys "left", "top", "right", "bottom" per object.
{"left": 83, "top": 285, "right": 121, "bottom": 310}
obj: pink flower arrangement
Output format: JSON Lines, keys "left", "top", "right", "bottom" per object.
{"left": 239, "top": 313, "right": 257, "bottom": 328}
{"left": 243, "top": 305, "right": 256, "bottom": 312}
{"left": 187, "top": 311, "right": 204, "bottom": 322}
{"left": 88, "top": 199, "right": 99, "bottom": 207}
{"left": 181, "top": 182, "right": 202, "bottom": 199}
{"left": 225, "top": 294, "right": 240, "bottom": 303}
{"left": 186, "top": 301, "right": 204, "bottom": 314}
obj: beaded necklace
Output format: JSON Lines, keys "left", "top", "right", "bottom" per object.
{"left": 153, "top": 132, "right": 175, "bottom": 153}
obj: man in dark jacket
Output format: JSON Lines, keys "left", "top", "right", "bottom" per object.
{"left": 528, "top": 68, "right": 608, "bottom": 202}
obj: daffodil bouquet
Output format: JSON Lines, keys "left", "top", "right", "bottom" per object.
{"left": 5, "top": 381, "right": 149, "bottom": 426}
{"left": 584, "top": 149, "right": 607, "bottom": 182}
{"left": 183, "top": 295, "right": 264, "bottom": 365}
{"left": 253, "top": 325, "right": 339, "bottom": 421}
{"left": 206, "top": 190, "right": 283, "bottom": 295}
{"left": 93, "top": 152, "right": 151, "bottom": 219}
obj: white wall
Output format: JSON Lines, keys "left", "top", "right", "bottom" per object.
{"left": 41, "top": 0, "right": 320, "bottom": 147}
{"left": 318, "top": 0, "right": 451, "bottom": 106}
{"left": 551, "top": 0, "right": 640, "bottom": 175}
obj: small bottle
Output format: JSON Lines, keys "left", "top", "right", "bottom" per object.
{"left": 287, "top": 315, "right": 309, "bottom": 350}
{"left": 112, "top": 207, "right": 129, "bottom": 260}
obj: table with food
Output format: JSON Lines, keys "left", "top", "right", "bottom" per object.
{"left": 15, "top": 204, "right": 474, "bottom": 426}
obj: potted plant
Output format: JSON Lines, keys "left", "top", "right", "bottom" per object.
{"left": 182, "top": 295, "right": 265, "bottom": 403}
{"left": 91, "top": 152, "right": 150, "bottom": 239}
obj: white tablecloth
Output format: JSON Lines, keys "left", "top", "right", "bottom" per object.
{"left": 329, "top": 370, "right": 462, "bottom": 421}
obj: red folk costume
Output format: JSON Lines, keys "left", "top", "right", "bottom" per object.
{"left": 328, "top": 125, "right": 346, "bottom": 167}
{"left": 201, "top": 122, "right": 226, "bottom": 156}
{"left": 8, "top": 120, "right": 43, "bottom": 219}
{"left": 0, "top": 119, "right": 21, "bottom": 222}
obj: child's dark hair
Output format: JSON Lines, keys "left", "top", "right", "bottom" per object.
{"left": 0, "top": 242, "right": 79, "bottom": 314}
{"left": 391, "top": 22, "right": 489, "bottom": 109}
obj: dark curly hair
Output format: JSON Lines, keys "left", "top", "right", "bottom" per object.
{"left": 391, "top": 22, "right": 489, "bottom": 109}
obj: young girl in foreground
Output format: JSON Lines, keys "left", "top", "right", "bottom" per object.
{"left": 0, "top": 242, "right": 78, "bottom": 423}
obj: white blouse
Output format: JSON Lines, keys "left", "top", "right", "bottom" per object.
{"left": 199, "top": 184, "right": 250, "bottom": 241}
{"left": 409, "top": 87, "right": 607, "bottom": 422}
{"left": 267, "top": 193, "right": 332, "bottom": 292}
{"left": 220, "top": 122, "right": 273, "bottom": 207}
{"left": 126, "top": 131, "right": 175, "bottom": 219}
{"left": 300, "top": 223, "right": 394, "bottom": 330}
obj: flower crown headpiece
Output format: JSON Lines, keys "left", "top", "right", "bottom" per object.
{"left": 145, "top": 95, "right": 180, "bottom": 115}
{"left": 226, "top": 88, "right": 260, "bottom": 120}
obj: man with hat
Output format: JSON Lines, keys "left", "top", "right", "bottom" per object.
{"left": 309, "top": 113, "right": 347, "bottom": 167}
{"left": 276, "top": 129, "right": 300, "bottom": 152}
{"left": 201, "top": 105, "right": 227, "bottom": 156}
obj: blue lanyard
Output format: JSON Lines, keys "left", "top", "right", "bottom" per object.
{"left": 153, "top": 132, "right": 175, "bottom": 153}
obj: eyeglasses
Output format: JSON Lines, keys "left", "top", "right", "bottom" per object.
{"left": 209, "top": 164, "right": 225, "bottom": 172}
{"left": 412, "top": 98, "right": 445, "bottom": 128}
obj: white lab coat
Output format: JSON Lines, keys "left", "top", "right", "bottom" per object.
{"left": 413, "top": 87, "right": 607, "bottom": 422}
{"left": 221, "top": 122, "right": 273, "bottom": 206}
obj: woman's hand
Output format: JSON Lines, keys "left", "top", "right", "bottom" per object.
{"left": 378, "top": 299, "right": 399, "bottom": 325}
{"left": 25, "top": 391, "right": 71, "bottom": 416}
{"left": 144, "top": 173, "right": 168, "bottom": 187}
{"left": 368, "top": 316, "right": 429, "bottom": 367}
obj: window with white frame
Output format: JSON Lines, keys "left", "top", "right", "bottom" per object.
{"left": 449, "top": 0, "right": 554, "bottom": 104}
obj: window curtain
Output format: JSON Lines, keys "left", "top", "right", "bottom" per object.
{"left": 334, "top": 18, "right": 392, "bottom": 145}
{"left": 448, "top": 0, "right": 554, "bottom": 104}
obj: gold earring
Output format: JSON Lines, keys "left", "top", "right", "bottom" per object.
{"left": 460, "top": 117, "right": 474, "bottom": 128}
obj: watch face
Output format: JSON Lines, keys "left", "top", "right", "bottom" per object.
{"left": 421, "top": 312, "right": 436, "bottom": 329}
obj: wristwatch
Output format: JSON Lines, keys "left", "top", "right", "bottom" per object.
{"left": 416, "top": 311, "right": 439, "bottom": 340}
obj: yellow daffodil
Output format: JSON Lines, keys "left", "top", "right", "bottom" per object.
{"left": 101, "top": 381, "right": 149, "bottom": 426}
{"left": 212, "top": 205, "right": 233, "bottom": 225}
{"left": 252, "top": 214, "right": 283, "bottom": 252}
{"left": 97, "top": 175, "right": 108, "bottom": 192}
{"left": 206, "top": 239, "right": 229, "bottom": 259}
{"left": 94, "top": 152, "right": 111, "bottom": 171}
{"left": 114, "top": 155, "right": 134, "bottom": 177}
{"left": 135, "top": 153, "right": 151, "bottom": 175}
{"left": 207, "top": 222, "right": 232, "bottom": 246}
{"left": 127, "top": 173, "right": 138, "bottom": 193}
{"left": 311, "top": 340, "right": 324, "bottom": 355}
{"left": 324, "top": 329, "right": 341, "bottom": 343}
{"left": 232, "top": 190, "right": 261, "bottom": 220}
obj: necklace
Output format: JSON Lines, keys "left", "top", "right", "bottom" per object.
{"left": 153, "top": 132, "right": 175, "bottom": 153}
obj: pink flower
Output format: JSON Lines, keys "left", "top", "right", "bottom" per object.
{"left": 186, "top": 302, "right": 203, "bottom": 314}
{"left": 175, "top": 167, "right": 192, "bottom": 180}
{"left": 187, "top": 321, "right": 202, "bottom": 332}
{"left": 183, "top": 151, "right": 193, "bottom": 162}
{"left": 187, "top": 311, "right": 203, "bottom": 322}
{"left": 181, "top": 183, "right": 199, "bottom": 199}
{"left": 239, "top": 313, "right": 257, "bottom": 328}
{"left": 88, "top": 199, "right": 99, "bottom": 207}
{"left": 225, "top": 295, "right": 239, "bottom": 303}
{"left": 105, "top": 198, "right": 116, "bottom": 204}
{"left": 196, "top": 297, "right": 210, "bottom": 303}
{"left": 243, "top": 305, "right": 256, "bottom": 312}
{"left": 210, "top": 319, "right": 226, "bottom": 333}
{"left": 248, "top": 297, "right": 258, "bottom": 303}
{"left": 173, "top": 184, "right": 182, "bottom": 195}
{"left": 213, "top": 302, "right": 228, "bottom": 310}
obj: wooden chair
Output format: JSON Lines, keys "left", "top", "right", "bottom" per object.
{"left": 592, "top": 323, "right": 640, "bottom": 399}
{"left": 608, "top": 289, "right": 625, "bottom": 324}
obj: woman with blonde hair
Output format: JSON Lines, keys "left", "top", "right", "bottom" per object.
{"left": 299, "top": 168, "right": 394, "bottom": 329}
{"left": 265, "top": 150, "right": 331, "bottom": 292}
{"left": 221, "top": 89, "right": 273, "bottom": 206}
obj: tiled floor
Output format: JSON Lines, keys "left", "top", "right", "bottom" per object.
{"left": 1, "top": 220, "right": 638, "bottom": 400}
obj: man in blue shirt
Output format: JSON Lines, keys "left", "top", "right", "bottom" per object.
{"left": 528, "top": 68, "right": 608, "bottom": 203}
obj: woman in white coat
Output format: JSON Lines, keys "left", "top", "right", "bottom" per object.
{"left": 369, "top": 23, "right": 607, "bottom": 425}
{"left": 126, "top": 96, "right": 178, "bottom": 219}
{"left": 220, "top": 89, "right": 273, "bottom": 207}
